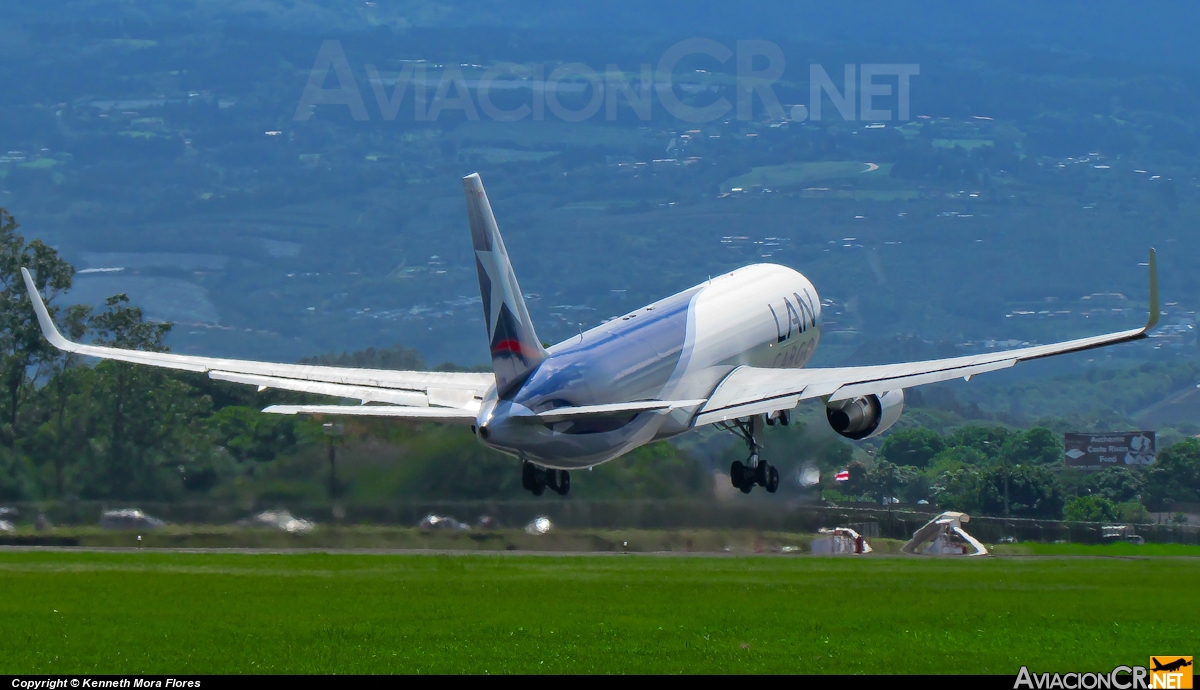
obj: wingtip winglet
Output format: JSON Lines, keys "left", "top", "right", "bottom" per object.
{"left": 20, "top": 267, "right": 71, "bottom": 350}
{"left": 1146, "top": 248, "right": 1160, "bottom": 331}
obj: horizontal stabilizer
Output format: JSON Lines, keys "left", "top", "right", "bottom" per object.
{"left": 263, "top": 404, "right": 477, "bottom": 424}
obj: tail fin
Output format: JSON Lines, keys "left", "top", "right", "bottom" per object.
{"left": 462, "top": 173, "right": 547, "bottom": 395}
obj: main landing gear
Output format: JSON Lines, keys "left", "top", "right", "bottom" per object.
{"left": 522, "top": 460, "right": 570, "bottom": 497}
{"left": 720, "top": 412, "right": 786, "bottom": 494}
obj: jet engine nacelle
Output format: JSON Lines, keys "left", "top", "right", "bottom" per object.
{"left": 825, "top": 389, "right": 904, "bottom": 440}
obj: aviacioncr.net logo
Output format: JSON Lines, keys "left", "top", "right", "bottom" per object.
{"left": 1015, "top": 660, "right": 1193, "bottom": 690}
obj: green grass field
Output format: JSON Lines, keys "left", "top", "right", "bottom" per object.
{"left": 0, "top": 526, "right": 839, "bottom": 552}
{"left": 998, "top": 542, "right": 1200, "bottom": 557}
{"left": 1, "top": 551, "right": 1195, "bottom": 674}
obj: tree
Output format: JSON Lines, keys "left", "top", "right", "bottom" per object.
{"left": 1145, "top": 438, "right": 1200, "bottom": 507}
{"left": 209, "top": 406, "right": 312, "bottom": 465}
{"left": 1002, "top": 427, "right": 1061, "bottom": 465}
{"left": 1082, "top": 467, "right": 1146, "bottom": 504}
{"left": 879, "top": 427, "right": 945, "bottom": 468}
{"left": 930, "top": 466, "right": 982, "bottom": 513}
{"left": 1064, "top": 495, "right": 1120, "bottom": 523}
{"left": 841, "top": 460, "right": 870, "bottom": 497}
{"left": 929, "top": 444, "right": 988, "bottom": 471}
{"left": 81, "top": 294, "right": 210, "bottom": 498}
{"left": 932, "top": 463, "right": 1065, "bottom": 518}
{"left": 947, "top": 425, "right": 1013, "bottom": 460}
{"left": 0, "top": 208, "right": 75, "bottom": 435}
{"left": 865, "top": 458, "right": 920, "bottom": 503}
{"left": 995, "top": 464, "right": 1066, "bottom": 518}
{"left": 38, "top": 303, "right": 91, "bottom": 497}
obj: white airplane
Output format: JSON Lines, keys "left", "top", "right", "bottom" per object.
{"left": 22, "top": 173, "right": 1160, "bottom": 497}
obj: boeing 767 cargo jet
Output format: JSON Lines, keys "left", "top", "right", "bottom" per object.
{"left": 22, "top": 174, "right": 1160, "bottom": 496}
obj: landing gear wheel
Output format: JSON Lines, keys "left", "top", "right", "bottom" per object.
{"left": 730, "top": 461, "right": 745, "bottom": 489}
{"left": 554, "top": 470, "right": 571, "bottom": 496}
{"left": 523, "top": 461, "right": 550, "bottom": 496}
{"left": 766, "top": 465, "right": 780, "bottom": 493}
{"left": 720, "top": 415, "right": 777, "bottom": 496}
{"left": 521, "top": 462, "right": 536, "bottom": 492}
{"left": 778, "top": 410, "right": 791, "bottom": 427}
{"left": 755, "top": 459, "right": 769, "bottom": 487}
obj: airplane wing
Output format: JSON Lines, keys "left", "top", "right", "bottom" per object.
{"left": 21, "top": 268, "right": 494, "bottom": 411}
{"left": 693, "top": 250, "right": 1161, "bottom": 427}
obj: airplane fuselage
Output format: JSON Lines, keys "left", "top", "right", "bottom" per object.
{"left": 476, "top": 263, "right": 822, "bottom": 468}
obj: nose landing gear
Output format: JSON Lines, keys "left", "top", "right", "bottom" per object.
{"left": 521, "top": 460, "right": 570, "bottom": 497}
{"left": 721, "top": 414, "right": 782, "bottom": 494}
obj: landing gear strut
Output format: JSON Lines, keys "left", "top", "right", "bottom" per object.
{"left": 720, "top": 414, "right": 780, "bottom": 494}
{"left": 521, "top": 460, "right": 570, "bottom": 497}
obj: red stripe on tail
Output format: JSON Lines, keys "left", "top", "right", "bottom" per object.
{"left": 492, "top": 339, "right": 525, "bottom": 356}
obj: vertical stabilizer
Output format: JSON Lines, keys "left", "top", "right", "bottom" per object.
{"left": 463, "top": 173, "right": 547, "bottom": 395}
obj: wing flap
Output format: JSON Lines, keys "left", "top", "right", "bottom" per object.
{"left": 262, "top": 404, "right": 477, "bottom": 424}
{"left": 693, "top": 394, "right": 803, "bottom": 426}
{"left": 427, "top": 387, "right": 484, "bottom": 411}
{"left": 828, "top": 358, "right": 1017, "bottom": 402}
{"left": 209, "top": 371, "right": 432, "bottom": 407}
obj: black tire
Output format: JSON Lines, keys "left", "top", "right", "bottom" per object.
{"left": 556, "top": 470, "right": 571, "bottom": 496}
{"left": 525, "top": 463, "right": 548, "bottom": 496}
{"left": 766, "top": 465, "right": 780, "bottom": 493}
{"left": 764, "top": 413, "right": 776, "bottom": 427}
{"left": 740, "top": 481, "right": 753, "bottom": 494}
{"left": 779, "top": 410, "right": 791, "bottom": 426}
{"left": 730, "top": 461, "right": 745, "bottom": 488}
{"left": 755, "top": 458, "right": 769, "bottom": 487}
